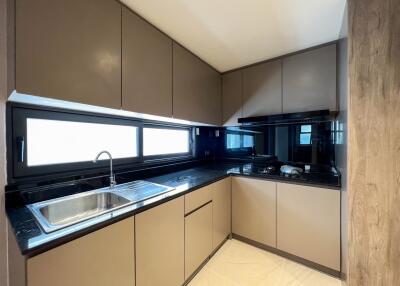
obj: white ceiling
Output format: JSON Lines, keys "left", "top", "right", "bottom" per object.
{"left": 121, "top": 0, "right": 346, "bottom": 72}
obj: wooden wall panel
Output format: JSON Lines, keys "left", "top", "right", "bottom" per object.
{"left": 348, "top": 0, "right": 400, "bottom": 285}
{"left": 0, "top": 0, "right": 13, "bottom": 285}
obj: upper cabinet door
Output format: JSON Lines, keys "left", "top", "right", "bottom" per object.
{"left": 242, "top": 60, "right": 282, "bottom": 117}
{"left": 16, "top": 0, "right": 122, "bottom": 109}
{"left": 222, "top": 70, "right": 242, "bottom": 126}
{"left": 282, "top": 44, "right": 337, "bottom": 113}
{"left": 122, "top": 7, "right": 173, "bottom": 117}
{"left": 173, "top": 43, "right": 221, "bottom": 125}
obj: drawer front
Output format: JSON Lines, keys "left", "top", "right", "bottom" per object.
{"left": 185, "top": 184, "right": 212, "bottom": 214}
{"left": 184, "top": 202, "right": 213, "bottom": 280}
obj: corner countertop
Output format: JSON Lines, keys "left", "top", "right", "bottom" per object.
{"left": 6, "top": 162, "right": 340, "bottom": 257}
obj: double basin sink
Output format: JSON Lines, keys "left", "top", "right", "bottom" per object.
{"left": 28, "top": 180, "right": 174, "bottom": 233}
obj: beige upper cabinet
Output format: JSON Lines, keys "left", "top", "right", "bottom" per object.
{"left": 173, "top": 43, "right": 221, "bottom": 125}
{"left": 282, "top": 44, "right": 337, "bottom": 113}
{"left": 222, "top": 70, "right": 242, "bottom": 126}
{"left": 16, "top": 0, "right": 122, "bottom": 109}
{"left": 136, "top": 197, "right": 184, "bottom": 286}
{"left": 232, "top": 177, "right": 277, "bottom": 247}
{"left": 277, "top": 183, "right": 340, "bottom": 270}
{"left": 211, "top": 177, "right": 232, "bottom": 249}
{"left": 27, "top": 217, "right": 135, "bottom": 286}
{"left": 122, "top": 7, "right": 173, "bottom": 117}
{"left": 185, "top": 202, "right": 213, "bottom": 280}
{"left": 242, "top": 60, "right": 282, "bottom": 117}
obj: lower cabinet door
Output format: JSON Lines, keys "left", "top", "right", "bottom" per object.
{"left": 27, "top": 217, "right": 135, "bottom": 286}
{"left": 232, "top": 176, "right": 277, "bottom": 247}
{"left": 136, "top": 197, "right": 185, "bottom": 286}
{"left": 185, "top": 202, "right": 213, "bottom": 280}
{"left": 277, "top": 183, "right": 340, "bottom": 270}
{"left": 212, "top": 177, "right": 231, "bottom": 249}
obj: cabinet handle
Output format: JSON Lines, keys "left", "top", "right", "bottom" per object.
{"left": 185, "top": 200, "right": 212, "bottom": 217}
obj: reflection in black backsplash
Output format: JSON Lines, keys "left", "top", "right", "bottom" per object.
{"left": 222, "top": 122, "right": 335, "bottom": 166}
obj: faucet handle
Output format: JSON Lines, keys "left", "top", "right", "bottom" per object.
{"left": 110, "top": 174, "right": 117, "bottom": 189}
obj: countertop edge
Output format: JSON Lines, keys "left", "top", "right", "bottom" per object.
{"left": 8, "top": 171, "right": 340, "bottom": 257}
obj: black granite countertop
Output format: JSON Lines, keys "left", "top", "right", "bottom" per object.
{"left": 6, "top": 162, "right": 340, "bottom": 257}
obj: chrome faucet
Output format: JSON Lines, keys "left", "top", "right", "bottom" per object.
{"left": 93, "top": 151, "right": 117, "bottom": 189}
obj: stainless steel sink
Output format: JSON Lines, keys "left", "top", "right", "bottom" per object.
{"left": 28, "top": 180, "right": 175, "bottom": 233}
{"left": 28, "top": 191, "right": 131, "bottom": 233}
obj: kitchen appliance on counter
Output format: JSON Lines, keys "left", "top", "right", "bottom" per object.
{"left": 280, "top": 165, "right": 304, "bottom": 176}
{"left": 244, "top": 160, "right": 339, "bottom": 185}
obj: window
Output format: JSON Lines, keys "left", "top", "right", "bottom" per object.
{"left": 226, "top": 132, "right": 255, "bottom": 150}
{"left": 226, "top": 134, "right": 241, "bottom": 149}
{"left": 243, "top": 135, "right": 254, "bottom": 148}
{"left": 334, "top": 121, "right": 344, "bottom": 144}
{"left": 299, "top": 125, "right": 312, "bottom": 145}
{"left": 27, "top": 118, "right": 138, "bottom": 166}
{"left": 143, "top": 127, "right": 190, "bottom": 156}
{"left": 9, "top": 106, "right": 194, "bottom": 181}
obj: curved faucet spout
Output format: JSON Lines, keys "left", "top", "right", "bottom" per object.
{"left": 93, "top": 150, "right": 116, "bottom": 189}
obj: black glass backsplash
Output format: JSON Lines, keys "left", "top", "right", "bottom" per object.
{"left": 197, "top": 122, "right": 335, "bottom": 166}
{"left": 6, "top": 121, "right": 335, "bottom": 197}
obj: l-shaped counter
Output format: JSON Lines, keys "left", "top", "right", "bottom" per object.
{"left": 6, "top": 161, "right": 342, "bottom": 285}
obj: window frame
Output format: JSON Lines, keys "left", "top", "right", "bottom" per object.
{"left": 224, "top": 130, "right": 255, "bottom": 153}
{"left": 298, "top": 124, "right": 313, "bottom": 146}
{"left": 10, "top": 106, "right": 143, "bottom": 178}
{"left": 142, "top": 123, "right": 194, "bottom": 161}
{"left": 7, "top": 103, "right": 195, "bottom": 182}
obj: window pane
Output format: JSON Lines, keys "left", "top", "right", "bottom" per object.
{"left": 300, "top": 133, "right": 311, "bottom": 145}
{"left": 301, "top": 125, "right": 312, "bottom": 132}
{"left": 243, "top": 135, "right": 254, "bottom": 148}
{"left": 27, "top": 118, "right": 138, "bottom": 166}
{"left": 143, "top": 128, "right": 190, "bottom": 156}
{"left": 226, "top": 134, "right": 241, "bottom": 149}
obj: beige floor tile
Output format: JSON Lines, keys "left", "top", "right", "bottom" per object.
{"left": 188, "top": 239, "right": 341, "bottom": 286}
